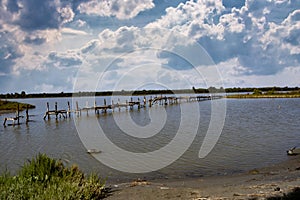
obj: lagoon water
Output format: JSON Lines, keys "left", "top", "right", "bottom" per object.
{"left": 0, "top": 96, "right": 299, "bottom": 183}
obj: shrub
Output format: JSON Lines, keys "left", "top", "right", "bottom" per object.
{"left": 0, "top": 154, "right": 108, "bottom": 200}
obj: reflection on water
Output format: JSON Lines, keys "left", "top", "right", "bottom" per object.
{"left": 0, "top": 97, "right": 299, "bottom": 183}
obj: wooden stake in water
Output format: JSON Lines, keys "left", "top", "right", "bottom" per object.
{"left": 67, "top": 101, "right": 71, "bottom": 118}
{"left": 26, "top": 105, "right": 29, "bottom": 124}
{"left": 47, "top": 102, "right": 50, "bottom": 119}
{"left": 16, "top": 104, "right": 19, "bottom": 125}
{"left": 55, "top": 102, "right": 58, "bottom": 119}
{"left": 103, "top": 99, "right": 107, "bottom": 113}
{"left": 149, "top": 96, "right": 152, "bottom": 107}
{"left": 143, "top": 96, "right": 146, "bottom": 107}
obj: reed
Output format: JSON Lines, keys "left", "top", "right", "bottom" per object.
{"left": 0, "top": 154, "right": 109, "bottom": 200}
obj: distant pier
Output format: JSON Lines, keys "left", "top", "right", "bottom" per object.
{"left": 43, "top": 95, "right": 222, "bottom": 120}
{"left": 2, "top": 95, "right": 223, "bottom": 126}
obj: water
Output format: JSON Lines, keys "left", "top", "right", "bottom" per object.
{"left": 0, "top": 97, "right": 299, "bottom": 183}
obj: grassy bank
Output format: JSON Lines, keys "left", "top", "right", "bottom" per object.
{"left": 227, "top": 94, "right": 300, "bottom": 98}
{"left": 227, "top": 90, "right": 300, "bottom": 99}
{"left": 0, "top": 99, "right": 35, "bottom": 111}
{"left": 0, "top": 154, "right": 109, "bottom": 199}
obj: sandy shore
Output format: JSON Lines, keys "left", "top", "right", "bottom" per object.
{"left": 106, "top": 155, "right": 300, "bottom": 199}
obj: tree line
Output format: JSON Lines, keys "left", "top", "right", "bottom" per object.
{"left": 0, "top": 87, "right": 299, "bottom": 99}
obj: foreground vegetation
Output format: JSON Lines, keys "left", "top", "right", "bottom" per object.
{"left": 0, "top": 99, "right": 35, "bottom": 111}
{"left": 0, "top": 154, "right": 109, "bottom": 200}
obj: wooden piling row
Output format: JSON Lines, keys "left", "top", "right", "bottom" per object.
{"left": 43, "top": 101, "right": 68, "bottom": 120}
{"left": 42, "top": 95, "right": 222, "bottom": 120}
{"left": 3, "top": 95, "right": 223, "bottom": 126}
{"left": 3, "top": 104, "right": 30, "bottom": 126}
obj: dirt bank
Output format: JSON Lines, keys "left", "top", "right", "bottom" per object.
{"left": 106, "top": 155, "right": 300, "bottom": 199}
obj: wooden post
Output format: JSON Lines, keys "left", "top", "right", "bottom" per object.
{"left": 129, "top": 98, "right": 133, "bottom": 110}
{"left": 55, "top": 102, "right": 58, "bottom": 119}
{"left": 26, "top": 105, "right": 29, "bottom": 124}
{"left": 118, "top": 98, "right": 121, "bottom": 112}
{"left": 3, "top": 118, "right": 7, "bottom": 126}
{"left": 76, "top": 101, "right": 79, "bottom": 116}
{"left": 164, "top": 96, "right": 167, "bottom": 106}
{"left": 149, "top": 96, "right": 152, "bottom": 107}
{"left": 104, "top": 99, "right": 107, "bottom": 113}
{"left": 137, "top": 98, "right": 140, "bottom": 109}
{"left": 47, "top": 102, "right": 50, "bottom": 119}
{"left": 17, "top": 104, "right": 20, "bottom": 125}
{"left": 126, "top": 100, "right": 128, "bottom": 111}
{"left": 112, "top": 100, "right": 114, "bottom": 112}
{"left": 67, "top": 101, "right": 71, "bottom": 118}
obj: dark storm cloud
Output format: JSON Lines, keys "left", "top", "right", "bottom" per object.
{"left": 6, "top": 0, "right": 20, "bottom": 13}
{"left": 15, "top": 0, "right": 61, "bottom": 30}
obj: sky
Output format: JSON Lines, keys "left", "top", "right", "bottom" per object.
{"left": 0, "top": 0, "right": 300, "bottom": 93}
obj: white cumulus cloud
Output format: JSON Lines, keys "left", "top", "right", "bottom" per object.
{"left": 77, "top": 0, "right": 155, "bottom": 20}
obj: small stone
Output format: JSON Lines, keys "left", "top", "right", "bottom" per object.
{"left": 233, "top": 193, "right": 243, "bottom": 196}
{"left": 191, "top": 190, "right": 200, "bottom": 195}
{"left": 160, "top": 187, "right": 169, "bottom": 190}
{"left": 249, "top": 169, "right": 259, "bottom": 174}
{"left": 274, "top": 187, "right": 280, "bottom": 191}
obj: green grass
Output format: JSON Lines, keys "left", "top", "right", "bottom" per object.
{"left": 0, "top": 154, "right": 109, "bottom": 200}
{"left": 0, "top": 100, "right": 35, "bottom": 111}
{"left": 226, "top": 92, "right": 300, "bottom": 99}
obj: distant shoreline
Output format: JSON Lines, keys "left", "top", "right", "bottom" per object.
{"left": 226, "top": 94, "right": 300, "bottom": 98}
{"left": 1, "top": 86, "right": 299, "bottom": 99}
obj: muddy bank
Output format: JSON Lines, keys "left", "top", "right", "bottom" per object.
{"left": 106, "top": 155, "right": 300, "bottom": 199}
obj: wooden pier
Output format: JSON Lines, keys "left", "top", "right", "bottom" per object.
{"left": 3, "top": 104, "right": 31, "bottom": 126}
{"left": 43, "top": 102, "right": 69, "bottom": 120}
{"left": 42, "top": 95, "right": 223, "bottom": 120}
{"left": 2, "top": 95, "right": 223, "bottom": 126}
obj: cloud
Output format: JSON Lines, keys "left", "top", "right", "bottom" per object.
{"left": 23, "top": 35, "right": 47, "bottom": 45}
{"left": 1, "top": 0, "right": 300, "bottom": 93}
{"left": 212, "top": 58, "right": 300, "bottom": 87}
{"left": 77, "top": 0, "right": 155, "bottom": 20}
{"left": 47, "top": 51, "right": 83, "bottom": 68}
{"left": 146, "top": 0, "right": 300, "bottom": 76}
{"left": 61, "top": 28, "right": 88, "bottom": 36}
{"left": 10, "top": 0, "right": 75, "bottom": 31}
{"left": 0, "top": 30, "right": 24, "bottom": 75}
{"left": 68, "top": 24, "right": 224, "bottom": 91}
{"left": 0, "top": 0, "right": 79, "bottom": 78}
